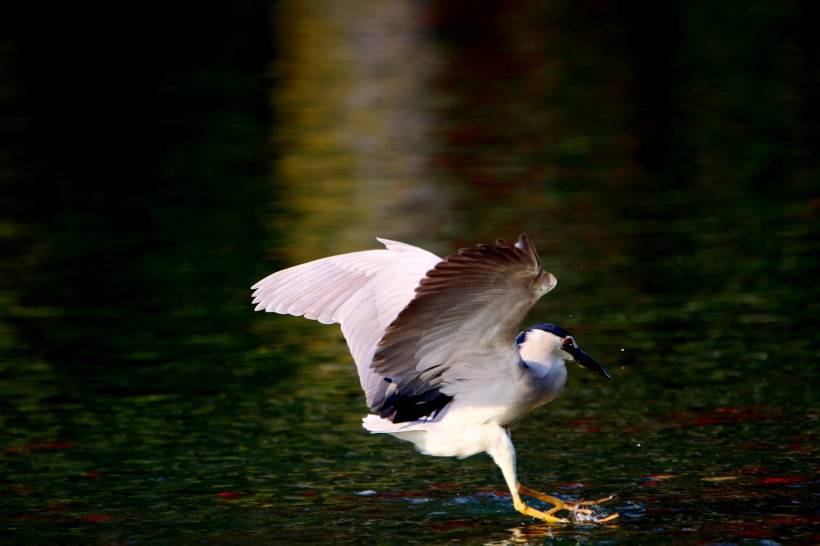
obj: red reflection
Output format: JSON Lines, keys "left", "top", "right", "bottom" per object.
{"left": 215, "top": 491, "right": 244, "bottom": 499}
{"left": 754, "top": 475, "right": 809, "bottom": 486}
{"left": 430, "top": 519, "right": 476, "bottom": 532}
{"left": 5, "top": 441, "right": 76, "bottom": 454}
{"left": 80, "top": 514, "right": 114, "bottom": 523}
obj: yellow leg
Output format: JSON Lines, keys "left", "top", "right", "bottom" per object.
{"left": 518, "top": 483, "right": 619, "bottom": 523}
{"left": 518, "top": 483, "right": 567, "bottom": 506}
{"left": 483, "top": 426, "right": 617, "bottom": 525}
{"left": 592, "top": 512, "right": 620, "bottom": 523}
{"left": 512, "top": 496, "right": 569, "bottom": 524}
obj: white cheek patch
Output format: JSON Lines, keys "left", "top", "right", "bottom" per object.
{"left": 519, "top": 329, "right": 563, "bottom": 363}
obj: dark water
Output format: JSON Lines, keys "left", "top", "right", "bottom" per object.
{"left": 2, "top": 1, "right": 819, "bottom": 544}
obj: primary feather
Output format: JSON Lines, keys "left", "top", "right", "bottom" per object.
{"left": 251, "top": 238, "right": 440, "bottom": 409}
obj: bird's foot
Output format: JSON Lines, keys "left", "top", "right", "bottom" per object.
{"left": 513, "top": 498, "right": 569, "bottom": 524}
{"left": 518, "top": 484, "right": 619, "bottom": 524}
{"left": 567, "top": 501, "right": 620, "bottom": 524}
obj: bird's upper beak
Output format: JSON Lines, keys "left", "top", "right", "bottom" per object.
{"left": 564, "top": 345, "right": 611, "bottom": 379}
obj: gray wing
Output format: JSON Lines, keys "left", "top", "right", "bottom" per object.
{"left": 371, "top": 234, "right": 557, "bottom": 418}
{"left": 251, "top": 238, "right": 441, "bottom": 408}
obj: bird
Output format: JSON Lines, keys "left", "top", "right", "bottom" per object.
{"left": 250, "top": 234, "right": 618, "bottom": 524}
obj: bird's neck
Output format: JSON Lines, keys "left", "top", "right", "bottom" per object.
{"left": 522, "top": 354, "right": 566, "bottom": 378}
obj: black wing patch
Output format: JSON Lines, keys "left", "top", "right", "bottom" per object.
{"left": 378, "top": 380, "right": 453, "bottom": 423}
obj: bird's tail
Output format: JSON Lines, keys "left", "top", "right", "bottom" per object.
{"left": 361, "top": 414, "right": 434, "bottom": 433}
{"left": 362, "top": 414, "right": 433, "bottom": 452}
{"left": 362, "top": 414, "right": 405, "bottom": 433}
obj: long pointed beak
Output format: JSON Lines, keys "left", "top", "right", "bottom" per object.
{"left": 565, "top": 346, "right": 611, "bottom": 379}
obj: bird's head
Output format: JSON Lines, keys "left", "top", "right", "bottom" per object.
{"left": 516, "top": 323, "right": 611, "bottom": 379}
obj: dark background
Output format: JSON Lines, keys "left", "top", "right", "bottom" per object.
{"left": 1, "top": 1, "right": 818, "bottom": 544}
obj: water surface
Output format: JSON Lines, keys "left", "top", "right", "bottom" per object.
{"left": 1, "top": 1, "right": 818, "bottom": 544}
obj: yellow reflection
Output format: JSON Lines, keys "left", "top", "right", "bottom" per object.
{"left": 274, "top": 0, "right": 452, "bottom": 263}
{"left": 486, "top": 520, "right": 620, "bottom": 546}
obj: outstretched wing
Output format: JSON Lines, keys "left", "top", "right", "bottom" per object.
{"left": 251, "top": 239, "right": 441, "bottom": 408}
{"left": 371, "top": 234, "right": 557, "bottom": 421}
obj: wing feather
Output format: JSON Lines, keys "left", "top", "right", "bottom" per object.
{"left": 371, "top": 234, "right": 557, "bottom": 410}
{"left": 251, "top": 240, "right": 441, "bottom": 408}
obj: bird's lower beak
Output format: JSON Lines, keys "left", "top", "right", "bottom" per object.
{"left": 566, "top": 346, "right": 611, "bottom": 379}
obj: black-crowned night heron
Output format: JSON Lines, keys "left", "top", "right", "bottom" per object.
{"left": 251, "top": 234, "right": 617, "bottom": 524}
